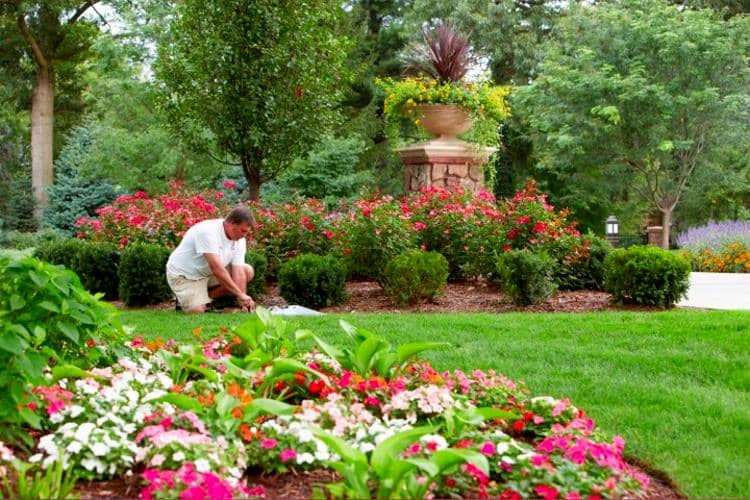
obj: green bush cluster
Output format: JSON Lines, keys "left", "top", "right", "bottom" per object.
{"left": 0, "top": 228, "right": 65, "bottom": 250}
{"left": 118, "top": 243, "right": 172, "bottom": 306}
{"left": 246, "top": 250, "right": 268, "bottom": 297}
{"left": 603, "top": 245, "right": 691, "bottom": 308}
{"left": 382, "top": 250, "right": 449, "bottom": 306}
{"left": 278, "top": 254, "right": 347, "bottom": 309}
{"left": 35, "top": 239, "right": 120, "bottom": 299}
{"left": 553, "top": 234, "right": 612, "bottom": 291}
{"left": 496, "top": 249, "right": 557, "bottom": 306}
{"left": 0, "top": 256, "right": 124, "bottom": 443}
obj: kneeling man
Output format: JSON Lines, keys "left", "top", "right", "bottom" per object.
{"left": 166, "top": 207, "right": 256, "bottom": 313}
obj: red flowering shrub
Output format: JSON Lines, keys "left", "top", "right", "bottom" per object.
{"left": 75, "top": 182, "right": 231, "bottom": 249}
{"left": 251, "top": 197, "right": 337, "bottom": 278}
{"left": 335, "top": 194, "right": 418, "bottom": 281}
{"left": 406, "top": 185, "right": 505, "bottom": 280}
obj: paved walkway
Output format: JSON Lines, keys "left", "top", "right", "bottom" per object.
{"left": 677, "top": 272, "right": 750, "bottom": 310}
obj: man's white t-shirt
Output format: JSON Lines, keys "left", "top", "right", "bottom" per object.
{"left": 166, "top": 219, "right": 246, "bottom": 280}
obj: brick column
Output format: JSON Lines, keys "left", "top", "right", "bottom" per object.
{"left": 398, "top": 138, "right": 495, "bottom": 194}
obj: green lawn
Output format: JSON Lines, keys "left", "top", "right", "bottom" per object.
{"left": 119, "top": 309, "right": 750, "bottom": 498}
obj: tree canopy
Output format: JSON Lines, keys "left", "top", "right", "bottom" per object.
{"left": 514, "top": 0, "right": 750, "bottom": 246}
{"left": 154, "top": 0, "right": 352, "bottom": 201}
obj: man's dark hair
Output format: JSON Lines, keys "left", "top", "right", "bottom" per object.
{"left": 225, "top": 206, "right": 255, "bottom": 225}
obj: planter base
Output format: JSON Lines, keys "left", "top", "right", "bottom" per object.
{"left": 398, "top": 137, "right": 496, "bottom": 193}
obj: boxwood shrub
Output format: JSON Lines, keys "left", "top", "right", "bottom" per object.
{"left": 278, "top": 253, "right": 347, "bottom": 309}
{"left": 118, "top": 243, "right": 172, "bottom": 306}
{"left": 382, "top": 250, "right": 449, "bottom": 306}
{"left": 496, "top": 249, "right": 557, "bottom": 306}
{"left": 246, "top": 249, "right": 268, "bottom": 297}
{"left": 603, "top": 245, "right": 690, "bottom": 308}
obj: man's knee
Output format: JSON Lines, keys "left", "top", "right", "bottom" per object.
{"left": 243, "top": 263, "right": 254, "bottom": 283}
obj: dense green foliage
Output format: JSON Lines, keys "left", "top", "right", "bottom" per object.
{"left": 0, "top": 228, "right": 63, "bottom": 250}
{"left": 0, "top": 256, "right": 124, "bottom": 444}
{"left": 603, "top": 246, "right": 691, "bottom": 308}
{"left": 514, "top": 0, "right": 750, "bottom": 242}
{"left": 382, "top": 250, "right": 449, "bottom": 305}
{"left": 278, "top": 253, "right": 347, "bottom": 309}
{"left": 155, "top": 0, "right": 352, "bottom": 200}
{"left": 496, "top": 249, "right": 557, "bottom": 306}
{"left": 552, "top": 234, "right": 612, "bottom": 291}
{"left": 44, "top": 124, "right": 121, "bottom": 236}
{"left": 117, "top": 243, "right": 172, "bottom": 306}
{"left": 263, "top": 136, "right": 372, "bottom": 206}
{"left": 35, "top": 239, "right": 121, "bottom": 299}
{"left": 245, "top": 249, "right": 268, "bottom": 298}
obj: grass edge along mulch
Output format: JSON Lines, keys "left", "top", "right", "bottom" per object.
{"left": 119, "top": 309, "right": 750, "bottom": 498}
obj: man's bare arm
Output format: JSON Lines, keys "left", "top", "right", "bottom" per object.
{"left": 204, "top": 253, "right": 253, "bottom": 307}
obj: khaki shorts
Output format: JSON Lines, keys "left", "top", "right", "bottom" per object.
{"left": 166, "top": 272, "right": 222, "bottom": 311}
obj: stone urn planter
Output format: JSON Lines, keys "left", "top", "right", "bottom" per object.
{"left": 398, "top": 104, "right": 495, "bottom": 194}
{"left": 418, "top": 104, "right": 473, "bottom": 140}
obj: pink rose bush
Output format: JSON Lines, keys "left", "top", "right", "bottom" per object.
{"left": 7, "top": 309, "right": 651, "bottom": 498}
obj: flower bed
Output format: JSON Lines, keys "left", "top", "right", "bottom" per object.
{"left": 1, "top": 309, "right": 650, "bottom": 499}
{"left": 677, "top": 220, "right": 750, "bottom": 272}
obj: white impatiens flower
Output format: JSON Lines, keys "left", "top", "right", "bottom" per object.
{"left": 195, "top": 459, "right": 211, "bottom": 473}
{"left": 90, "top": 442, "right": 110, "bottom": 457}
{"left": 69, "top": 405, "right": 85, "bottom": 418}
{"left": 296, "top": 452, "right": 315, "bottom": 465}
{"left": 172, "top": 451, "right": 186, "bottom": 462}
{"left": 420, "top": 434, "right": 448, "bottom": 451}
{"left": 74, "top": 423, "right": 96, "bottom": 443}
{"left": 66, "top": 441, "right": 83, "bottom": 454}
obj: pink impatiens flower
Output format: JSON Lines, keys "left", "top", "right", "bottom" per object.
{"left": 261, "top": 439, "right": 278, "bottom": 449}
{"left": 280, "top": 448, "right": 297, "bottom": 463}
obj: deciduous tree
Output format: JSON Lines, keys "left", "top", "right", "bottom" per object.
{"left": 155, "top": 0, "right": 351, "bottom": 201}
{"left": 514, "top": 0, "right": 750, "bottom": 247}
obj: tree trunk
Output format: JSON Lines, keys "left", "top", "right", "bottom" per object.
{"left": 660, "top": 208, "right": 672, "bottom": 249}
{"left": 31, "top": 67, "right": 54, "bottom": 220}
{"left": 241, "top": 153, "right": 262, "bottom": 202}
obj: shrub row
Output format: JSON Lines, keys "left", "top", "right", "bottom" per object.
{"left": 33, "top": 239, "right": 269, "bottom": 307}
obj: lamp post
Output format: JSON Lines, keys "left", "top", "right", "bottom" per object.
{"left": 605, "top": 215, "right": 619, "bottom": 247}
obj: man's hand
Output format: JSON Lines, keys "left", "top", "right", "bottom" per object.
{"left": 238, "top": 293, "right": 255, "bottom": 311}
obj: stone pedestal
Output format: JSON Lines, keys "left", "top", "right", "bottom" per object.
{"left": 647, "top": 226, "right": 663, "bottom": 246}
{"left": 398, "top": 137, "right": 496, "bottom": 193}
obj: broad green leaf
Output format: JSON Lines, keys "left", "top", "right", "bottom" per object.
{"left": 0, "top": 331, "right": 27, "bottom": 354}
{"left": 18, "top": 407, "right": 42, "bottom": 429}
{"left": 51, "top": 365, "right": 98, "bottom": 382}
{"left": 16, "top": 351, "right": 48, "bottom": 383}
{"left": 475, "top": 407, "right": 517, "bottom": 421}
{"left": 375, "top": 459, "right": 418, "bottom": 499}
{"left": 370, "top": 426, "right": 435, "bottom": 477}
{"left": 10, "top": 324, "right": 31, "bottom": 341}
{"left": 152, "top": 393, "right": 203, "bottom": 413}
{"left": 28, "top": 270, "right": 48, "bottom": 288}
{"left": 395, "top": 342, "right": 450, "bottom": 365}
{"left": 33, "top": 326, "right": 46, "bottom": 344}
{"left": 37, "top": 301, "right": 60, "bottom": 313}
{"left": 432, "top": 449, "right": 489, "bottom": 475}
{"left": 243, "top": 399, "right": 296, "bottom": 422}
{"left": 339, "top": 319, "right": 359, "bottom": 338}
{"left": 354, "top": 336, "right": 388, "bottom": 374}
{"left": 295, "top": 330, "right": 345, "bottom": 364}
{"left": 57, "top": 321, "right": 80, "bottom": 343}
{"left": 255, "top": 306, "right": 272, "bottom": 325}
{"left": 10, "top": 294, "right": 25, "bottom": 311}
{"left": 186, "top": 364, "right": 219, "bottom": 382}
{"left": 313, "top": 429, "right": 367, "bottom": 465}
{"left": 404, "top": 457, "right": 439, "bottom": 477}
